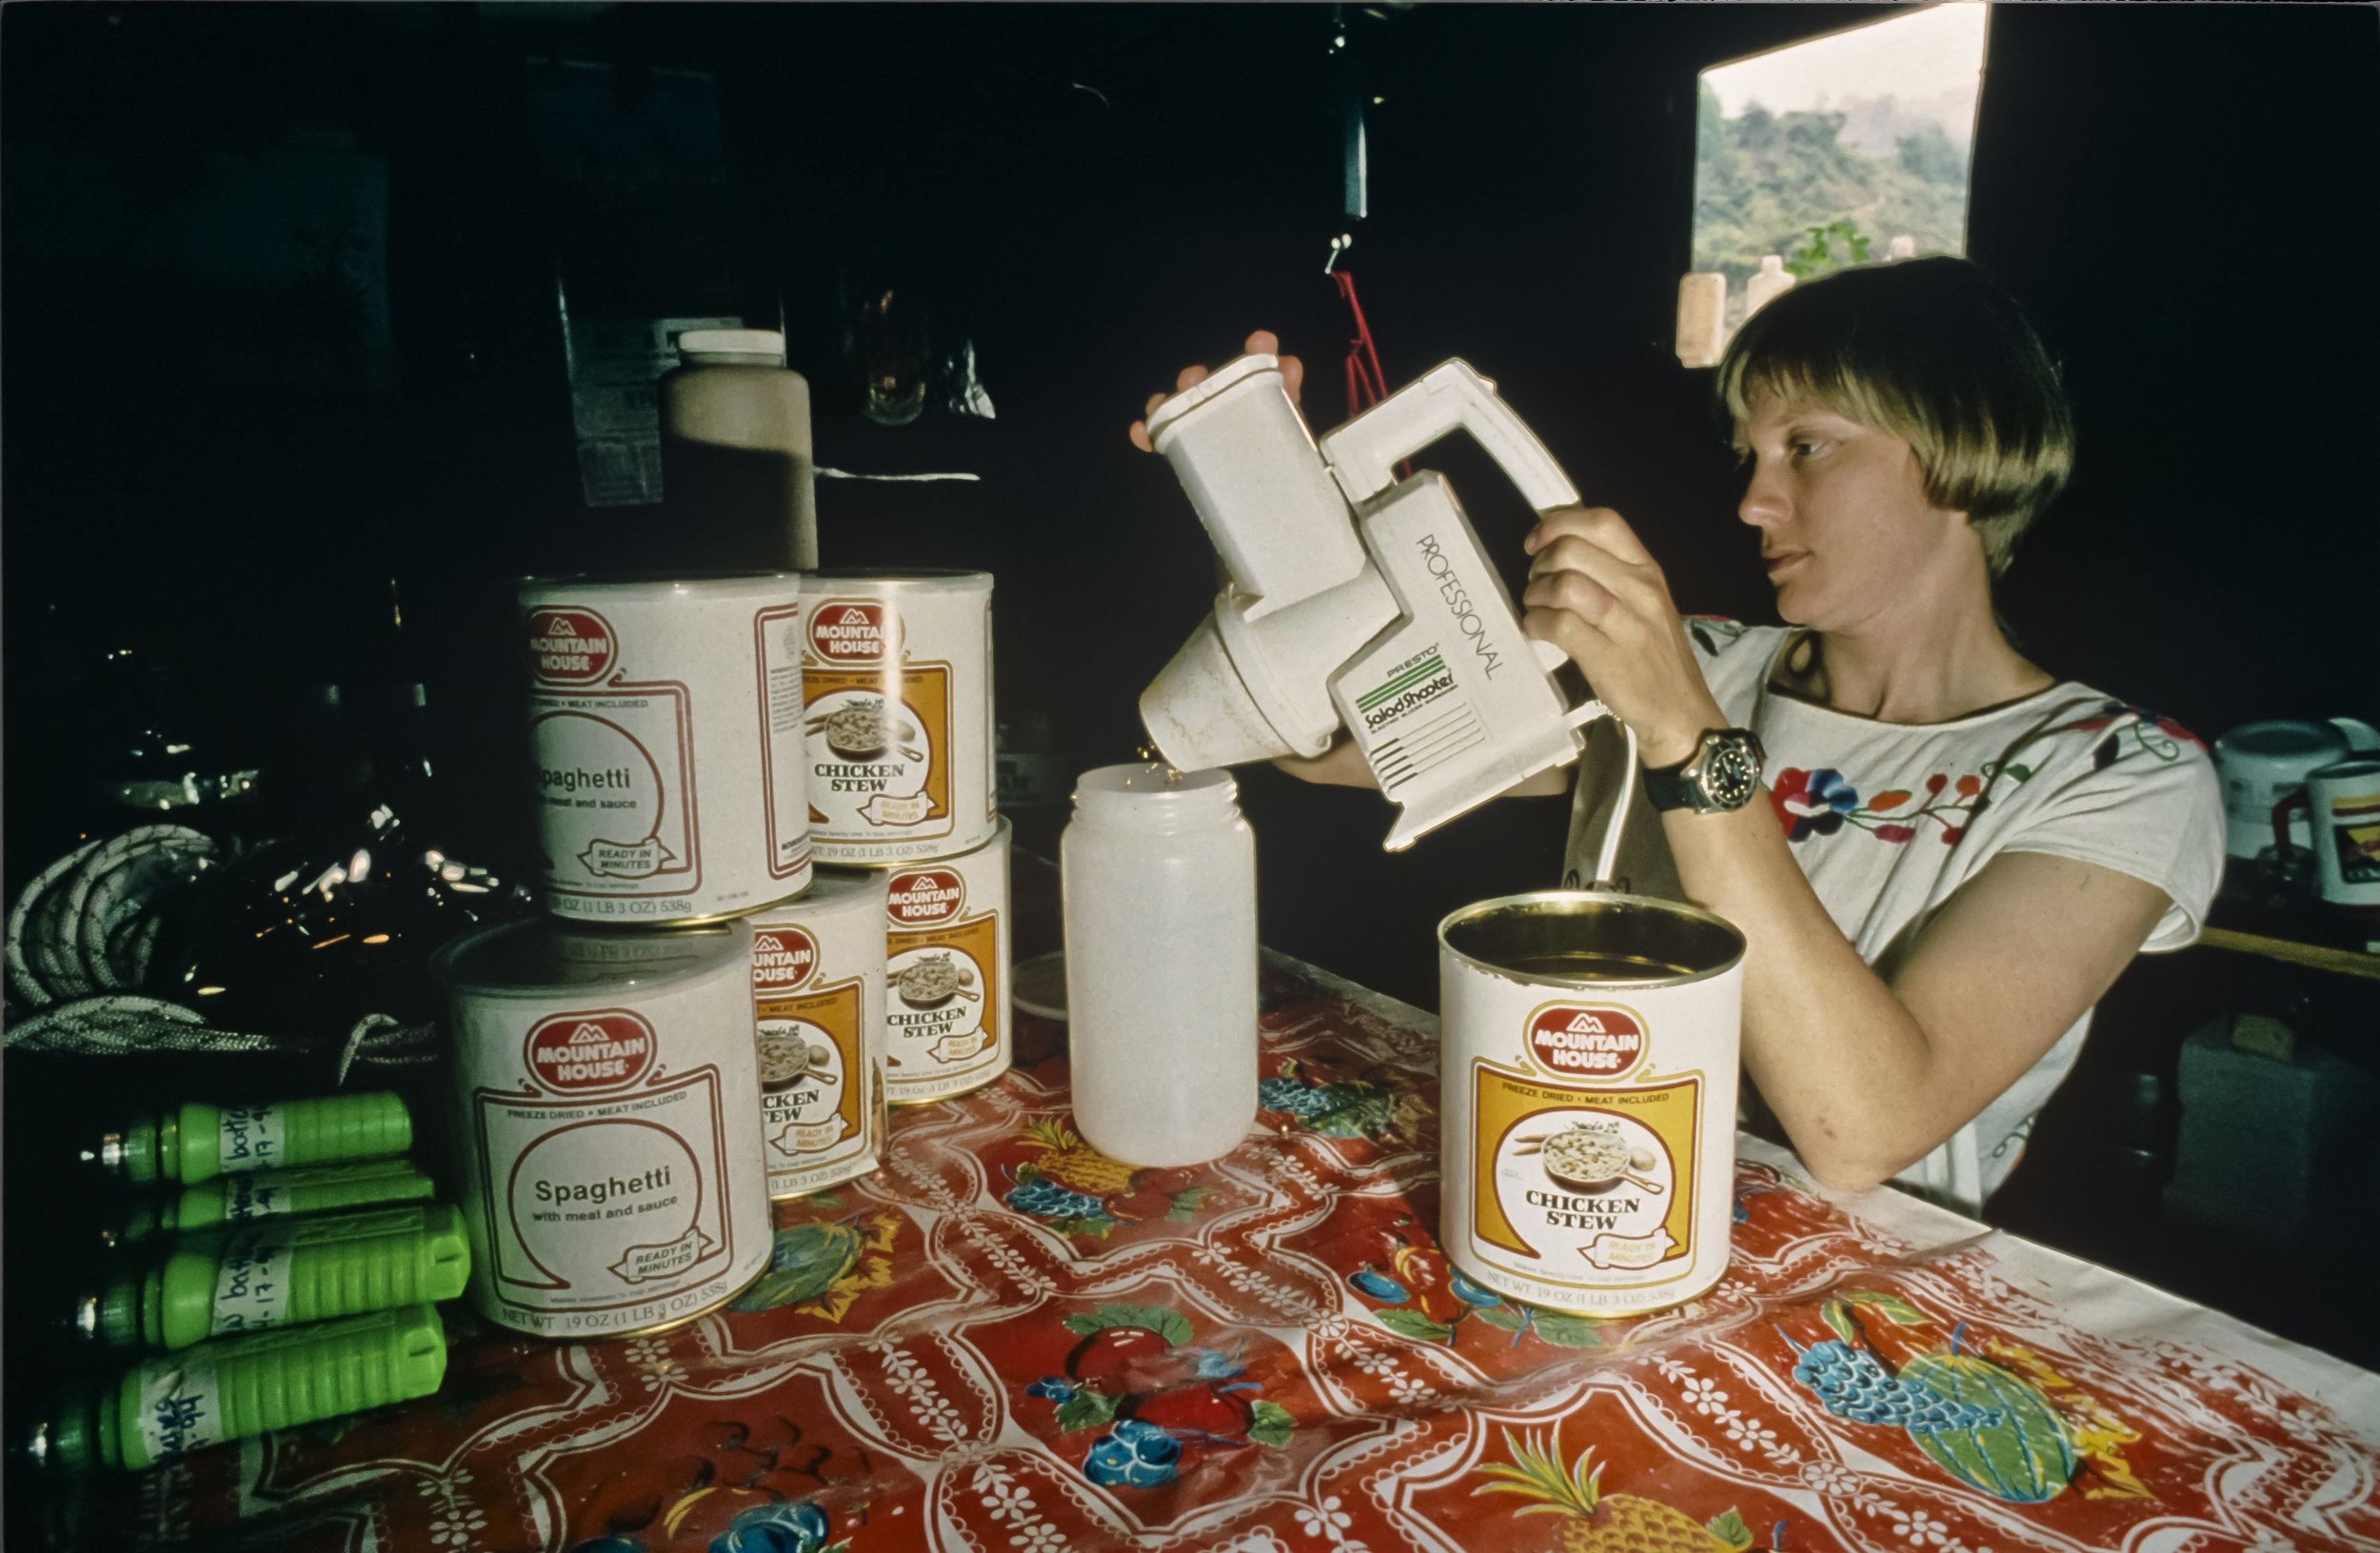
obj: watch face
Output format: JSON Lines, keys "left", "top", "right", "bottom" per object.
{"left": 1705, "top": 740, "right": 1762, "bottom": 808}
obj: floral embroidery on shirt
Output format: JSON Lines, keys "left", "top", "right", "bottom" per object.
{"left": 2054, "top": 703, "right": 2202, "bottom": 771}
{"left": 1772, "top": 767, "right": 2022, "bottom": 846}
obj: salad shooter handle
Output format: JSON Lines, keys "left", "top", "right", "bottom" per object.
{"left": 1317, "top": 358, "right": 1580, "bottom": 510}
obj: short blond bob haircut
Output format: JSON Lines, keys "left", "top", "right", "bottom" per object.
{"left": 1716, "top": 255, "right": 2075, "bottom": 578}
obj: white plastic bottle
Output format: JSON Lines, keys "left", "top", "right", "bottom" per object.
{"left": 659, "top": 328, "right": 817, "bottom": 570}
{"left": 1744, "top": 254, "right": 1795, "bottom": 319}
{"left": 1061, "top": 764, "right": 1258, "bottom": 1166}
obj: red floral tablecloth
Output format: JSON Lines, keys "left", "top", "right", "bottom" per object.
{"left": 91, "top": 955, "right": 2380, "bottom": 1553}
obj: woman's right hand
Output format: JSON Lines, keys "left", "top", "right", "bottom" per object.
{"left": 1128, "top": 329, "right": 1303, "bottom": 451}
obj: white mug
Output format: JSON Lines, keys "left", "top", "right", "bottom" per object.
{"left": 2272, "top": 758, "right": 2380, "bottom": 909}
{"left": 2215, "top": 718, "right": 2380, "bottom": 859}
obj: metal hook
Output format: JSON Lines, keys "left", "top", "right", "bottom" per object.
{"left": 1324, "top": 231, "right": 1353, "bottom": 275}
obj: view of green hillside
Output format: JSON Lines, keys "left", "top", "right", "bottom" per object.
{"left": 1692, "top": 78, "right": 1971, "bottom": 328}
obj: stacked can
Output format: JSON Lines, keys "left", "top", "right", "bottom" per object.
{"left": 429, "top": 572, "right": 843, "bottom": 1340}
{"left": 797, "top": 570, "right": 1012, "bottom": 1105}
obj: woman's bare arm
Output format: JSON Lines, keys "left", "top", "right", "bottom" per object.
{"left": 1658, "top": 799, "right": 2168, "bottom": 1188}
{"left": 1518, "top": 502, "right": 2170, "bottom": 1189}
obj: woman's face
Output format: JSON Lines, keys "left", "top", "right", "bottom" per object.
{"left": 1735, "top": 389, "right": 1977, "bottom": 631}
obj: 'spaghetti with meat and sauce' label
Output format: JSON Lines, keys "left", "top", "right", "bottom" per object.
{"left": 520, "top": 573, "right": 810, "bottom": 924}
{"left": 433, "top": 920, "right": 773, "bottom": 1339}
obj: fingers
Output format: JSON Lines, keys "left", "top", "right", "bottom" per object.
{"left": 1132, "top": 333, "right": 1298, "bottom": 450}
{"left": 1522, "top": 506, "right": 1653, "bottom": 567}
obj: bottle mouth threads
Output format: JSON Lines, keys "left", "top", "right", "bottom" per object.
{"left": 1072, "top": 763, "right": 1240, "bottom": 826}
{"left": 86, "top": 1132, "right": 129, "bottom": 1177}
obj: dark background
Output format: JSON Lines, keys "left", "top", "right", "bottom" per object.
{"left": 3, "top": 4, "right": 2375, "bottom": 1518}
{"left": 6, "top": 3, "right": 2371, "bottom": 1004}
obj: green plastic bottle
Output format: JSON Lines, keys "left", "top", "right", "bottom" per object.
{"left": 116, "top": 1160, "right": 438, "bottom": 1244}
{"left": 90, "top": 1093, "right": 412, "bottom": 1185}
{"left": 81, "top": 1205, "right": 470, "bottom": 1350}
{"left": 39, "top": 1305, "right": 448, "bottom": 1472}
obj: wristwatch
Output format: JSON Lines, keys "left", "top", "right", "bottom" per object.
{"left": 1642, "top": 727, "right": 1767, "bottom": 814}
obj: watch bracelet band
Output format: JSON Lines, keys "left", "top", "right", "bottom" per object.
{"left": 1641, "top": 727, "right": 1761, "bottom": 814}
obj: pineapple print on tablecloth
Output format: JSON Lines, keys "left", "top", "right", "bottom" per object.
{"left": 1001, "top": 1121, "right": 1212, "bottom": 1239}
{"left": 1257, "top": 1056, "right": 1425, "bottom": 1143}
{"left": 1478, "top": 1427, "right": 1766, "bottom": 1552}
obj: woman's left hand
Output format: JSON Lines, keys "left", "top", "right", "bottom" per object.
{"left": 1520, "top": 505, "right": 1724, "bottom": 769}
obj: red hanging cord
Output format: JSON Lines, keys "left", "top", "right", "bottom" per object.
{"left": 1330, "top": 267, "right": 1408, "bottom": 479}
{"left": 1330, "top": 269, "right": 1391, "bottom": 417}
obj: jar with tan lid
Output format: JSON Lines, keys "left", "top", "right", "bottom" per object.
{"left": 660, "top": 329, "right": 816, "bottom": 571}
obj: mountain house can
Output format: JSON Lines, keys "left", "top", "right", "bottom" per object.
{"left": 522, "top": 573, "right": 811, "bottom": 924}
{"left": 801, "top": 569, "right": 995, "bottom": 866}
{"left": 747, "top": 868, "right": 888, "bottom": 1198}
{"left": 433, "top": 919, "right": 773, "bottom": 1338}
{"left": 863, "top": 817, "right": 1011, "bottom": 1104}
{"left": 1438, "top": 891, "right": 1745, "bottom": 1317}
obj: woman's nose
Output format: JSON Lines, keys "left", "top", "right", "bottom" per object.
{"left": 1737, "top": 463, "right": 1790, "bottom": 528}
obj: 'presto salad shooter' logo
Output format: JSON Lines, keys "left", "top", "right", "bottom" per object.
{"left": 527, "top": 608, "right": 615, "bottom": 687}
{"left": 1527, "top": 1005, "right": 1645, "bottom": 1078}
{"left": 525, "top": 1010, "right": 656, "bottom": 1092}
{"left": 1358, "top": 650, "right": 1458, "bottom": 731}
{"left": 1416, "top": 533, "right": 1503, "bottom": 679}
{"left": 809, "top": 601, "right": 899, "bottom": 664}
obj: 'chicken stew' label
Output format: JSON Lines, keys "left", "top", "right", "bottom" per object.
{"left": 1467, "top": 1063, "right": 1701, "bottom": 1301}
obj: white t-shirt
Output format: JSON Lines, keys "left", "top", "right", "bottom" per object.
{"left": 1565, "top": 619, "right": 2225, "bottom": 1214}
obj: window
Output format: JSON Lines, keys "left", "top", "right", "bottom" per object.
{"left": 1677, "top": 4, "right": 1989, "bottom": 363}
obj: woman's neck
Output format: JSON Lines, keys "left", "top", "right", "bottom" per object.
{"left": 1775, "top": 602, "right": 2053, "bottom": 726}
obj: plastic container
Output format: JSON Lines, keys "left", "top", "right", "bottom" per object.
{"left": 89, "top": 1094, "right": 412, "bottom": 1185}
{"left": 659, "top": 328, "right": 817, "bottom": 571}
{"left": 36, "top": 1304, "right": 447, "bottom": 1472}
{"left": 81, "top": 1205, "right": 469, "bottom": 1350}
{"left": 1744, "top": 254, "right": 1795, "bottom": 318}
{"left": 116, "top": 1160, "right": 437, "bottom": 1244}
{"left": 1061, "top": 764, "right": 1258, "bottom": 1166}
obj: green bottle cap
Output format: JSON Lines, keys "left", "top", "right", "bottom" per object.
{"left": 118, "top": 1200, "right": 165, "bottom": 1244}
{"left": 32, "top": 1392, "right": 103, "bottom": 1475}
{"left": 89, "top": 1124, "right": 165, "bottom": 1184}
{"left": 97, "top": 1276, "right": 147, "bottom": 1350}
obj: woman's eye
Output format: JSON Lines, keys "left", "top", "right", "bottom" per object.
{"left": 1790, "top": 438, "right": 1825, "bottom": 458}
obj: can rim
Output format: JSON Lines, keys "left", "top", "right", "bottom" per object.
{"left": 1436, "top": 888, "right": 1746, "bottom": 988}
{"left": 750, "top": 866, "right": 887, "bottom": 919}
{"left": 430, "top": 918, "right": 752, "bottom": 999}
{"left": 518, "top": 570, "right": 807, "bottom": 595}
{"left": 803, "top": 567, "right": 993, "bottom": 590}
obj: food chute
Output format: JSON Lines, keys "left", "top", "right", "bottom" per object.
{"left": 1139, "top": 353, "right": 1611, "bottom": 851}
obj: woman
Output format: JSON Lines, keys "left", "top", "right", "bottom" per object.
{"left": 1131, "top": 257, "right": 2222, "bottom": 1213}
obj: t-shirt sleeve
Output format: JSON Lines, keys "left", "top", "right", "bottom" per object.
{"left": 1993, "top": 713, "right": 2227, "bottom": 951}
{"left": 1680, "top": 618, "right": 1776, "bottom": 726}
